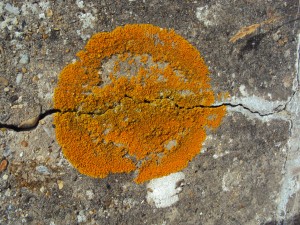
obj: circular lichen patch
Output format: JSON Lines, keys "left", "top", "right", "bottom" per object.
{"left": 54, "top": 24, "right": 226, "bottom": 183}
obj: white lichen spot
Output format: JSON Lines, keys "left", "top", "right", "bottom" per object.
{"left": 213, "top": 150, "right": 230, "bottom": 159}
{"left": 76, "top": 0, "right": 84, "bottom": 8}
{"left": 196, "top": 6, "right": 214, "bottom": 27}
{"left": 38, "top": 1, "right": 50, "bottom": 12}
{"left": 222, "top": 169, "right": 241, "bottom": 192}
{"left": 86, "top": 190, "right": 94, "bottom": 200}
{"left": 77, "top": 12, "right": 96, "bottom": 40}
{"left": 4, "top": 3, "right": 20, "bottom": 15}
{"left": 36, "top": 165, "right": 50, "bottom": 175}
{"left": 239, "top": 85, "right": 248, "bottom": 96}
{"left": 14, "top": 31, "right": 23, "bottom": 38}
{"left": 39, "top": 12, "right": 46, "bottom": 19}
{"left": 146, "top": 172, "right": 185, "bottom": 208}
{"left": 77, "top": 210, "right": 87, "bottom": 223}
{"left": 79, "top": 12, "right": 96, "bottom": 29}
{"left": 21, "top": 2, "right": 39, "bottom": 15}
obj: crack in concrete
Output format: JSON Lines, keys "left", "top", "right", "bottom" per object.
{"left": 0, "top": 96, "right": 291, "bottom": 132}
{"left": 0, "top": 109, "right": 60, "bottom": 132}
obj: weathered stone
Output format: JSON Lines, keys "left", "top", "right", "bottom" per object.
{"left": 0, "top": 77, "right": 9, "bottom": 87}
{"left": 0, "top": 0, "right": 298, "bottom": 224}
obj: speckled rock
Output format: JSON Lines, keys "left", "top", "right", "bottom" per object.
{"left": 0, "top": 0, "right": 299, "bottom": 225}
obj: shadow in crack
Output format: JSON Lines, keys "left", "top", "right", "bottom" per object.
{"left": 0, "top": 109, "right": 60, "bottom": 132}
{"left": 262, "top": 213, "right": 300, "bottom": 225}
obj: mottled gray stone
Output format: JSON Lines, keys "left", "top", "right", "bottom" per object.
{"left": 0, "top": 0, "right": 299, "bottom": 225}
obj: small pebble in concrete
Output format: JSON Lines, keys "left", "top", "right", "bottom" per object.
{"left": 0, "top": 77, "right": 9, "bottom": 86}
{"left": 5, "top": 188, "right": 11, "bottom": 197}
{"left": 57, "top": 180, "right": 64, "bottom": 189}
{"left": 46, "top": 9, "right": 53, "bottom": 17}
{"left": 36, "top": 165, "right": 50, "bottom": 175}
{"left": 40, "top": 186, "right": 45, "bottom": 193}
{"left": 19, "top": 54, "right": 29, "bottom": 64}
{"left": 21, "top": 67, "right": 27, "bottom": 73}
{"left": 32, "top": 76, "right": 39, "bottom": 83}
{"left": 18, "top": 116, "right": 39, "bottom": 129}
{"left": 9, "top": 95, "right": 18, "bottom": 103}
{"left": 2, "top": 174, "right": 9, "bottom": 180}
{"left": 16, "top": 73, "right": 23, "bottom": 85}
{"left": 0, "top": 159, "right": 8, "bottom": 172}
{"left": 20, "top": 140, "right": 28, "bottom": 147}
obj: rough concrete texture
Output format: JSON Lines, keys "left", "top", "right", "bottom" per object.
{"left": 0, "top": 0, "right": 299, "bottom": 224}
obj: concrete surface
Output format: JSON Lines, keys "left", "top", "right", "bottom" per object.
{"left": 0, "top": 0, "right": 299, "bottom": 224}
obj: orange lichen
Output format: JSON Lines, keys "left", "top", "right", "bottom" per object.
{"left": 54, "top": 24, "right": 226, "bottom": 183}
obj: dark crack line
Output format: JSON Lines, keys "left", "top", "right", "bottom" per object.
{"left": 0, "top": 109, "right": 60, "bottom": 132}
{"left": 0, "top": 98, "right": 282, "bottom": 132}
{"left": 1, "top": 17, "right": 299, "bottom": 133}
{"left": 172, "top": 101, "right": 282, "bottom": 117}
{"left": 126, "top": 94, "right": 282, "bottom": 116}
